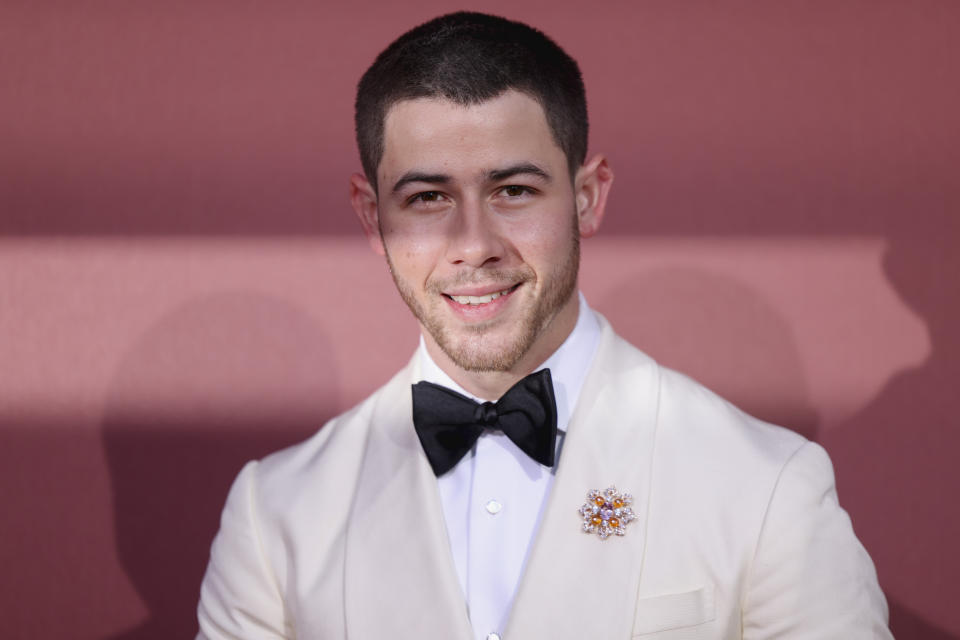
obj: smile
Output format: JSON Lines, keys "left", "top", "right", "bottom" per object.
{"left": 445, "top": 284, "right": 520, "bottom": 306}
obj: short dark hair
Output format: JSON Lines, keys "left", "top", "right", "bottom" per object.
{"left": 355, "top": 11, "right": 588, "bottom": 190}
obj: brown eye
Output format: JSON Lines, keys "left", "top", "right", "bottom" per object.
{"left": 408, "top": 191, "right": 444, "bottom": 206}
{"left": 502, "top": 185, "right": 528, "bottom": 197}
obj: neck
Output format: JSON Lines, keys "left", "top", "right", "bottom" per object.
{"left": 424, "top": 294, "right": 580, "bottom": 401}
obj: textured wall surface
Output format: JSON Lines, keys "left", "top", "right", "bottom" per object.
{"left": 1, "top": 2, "right": 958, "bottom": 638}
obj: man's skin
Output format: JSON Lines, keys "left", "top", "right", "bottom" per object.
{"left": 350, "top": 90, "right": 614, "bottom": 400}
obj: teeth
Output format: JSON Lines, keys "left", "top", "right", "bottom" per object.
{"left": 450, "top": 288, "right": 511, "bottom": 305}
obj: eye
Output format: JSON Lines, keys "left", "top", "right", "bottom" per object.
{"left": 499, "top": 185, "right": 534, "bottom": 197}
{"left": 409, "top": 191, "right": 443, "bottom": 203}
{"left": 405, "top": 190, "right": 451, "bottom": 209}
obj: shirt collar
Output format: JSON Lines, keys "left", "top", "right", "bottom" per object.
{"left": 417, "top": 292, "right": 601, "bottom": 434}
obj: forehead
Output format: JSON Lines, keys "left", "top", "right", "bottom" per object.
{"left": 379, "top": 91, "right": 565, "bottom": 183}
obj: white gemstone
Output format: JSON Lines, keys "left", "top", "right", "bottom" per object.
{"left": 486, "top": 634, "right": 502, "bottom": 640}
{"left": 485, "top": 500, "right": 502, "bottom": 515}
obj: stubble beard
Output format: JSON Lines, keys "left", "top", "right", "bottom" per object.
{"left": 384, "top": 222, "right": 581, "bottom": 373}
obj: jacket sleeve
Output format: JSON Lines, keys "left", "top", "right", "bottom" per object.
{"left": 196, "top": 461, "right": 290, "bottom": 640}
{"left": 742, "top": 441, "right": 892, "bottom": 639}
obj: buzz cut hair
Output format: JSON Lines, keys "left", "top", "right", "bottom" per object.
{"left": 354, "top": 11, "right": 588, "bottom": 191}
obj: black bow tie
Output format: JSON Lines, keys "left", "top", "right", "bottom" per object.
{"left": 411, "top": 369, "right": 558, "bottom": 477}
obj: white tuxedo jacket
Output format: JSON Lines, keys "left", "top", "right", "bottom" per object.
{"left": 198, "top": 317, "right": 891, "bottom": 639}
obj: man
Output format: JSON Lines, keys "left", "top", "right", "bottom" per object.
{"left": 197, "top": 12, "right": 891, "bottom": 639}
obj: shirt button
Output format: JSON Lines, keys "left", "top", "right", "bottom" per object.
{"left": 485, "top": 499, "right": 502, "bottom": 515}
{"left": 486, "top": 634, "right": 501, "bottom": 640}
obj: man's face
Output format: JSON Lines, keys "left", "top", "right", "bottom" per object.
{"left": 362, "top": 91, "right": 592, "bottom": 375}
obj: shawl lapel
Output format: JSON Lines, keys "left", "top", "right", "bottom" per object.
{"left": 343, "top": 359, "right": 473, "bottom": 640}
{"left": 505, "top": 318, "right": 661, "bottom": 638}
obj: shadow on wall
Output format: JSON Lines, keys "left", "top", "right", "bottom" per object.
{"left": 889, "top": 599, "right": 959, "bottom": 640}
{"left": 596, "top": 267, "right": 820, "bottom": 441}
{"left": 824, "top": 229, "right": 960, "bottom": 640}
{"left": 101, "top": 292, "right": 339, "bottom": 639}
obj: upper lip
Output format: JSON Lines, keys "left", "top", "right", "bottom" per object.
{"left": 443, "top": 283, "right": 519, "bottom": 297}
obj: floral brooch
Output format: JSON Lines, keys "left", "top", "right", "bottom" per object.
{"left": 579, "top": 486, "right": 636, "bottom": 539}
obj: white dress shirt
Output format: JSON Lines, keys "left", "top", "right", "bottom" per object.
{"left": 417, "top": 293, "right": 601, "bottom": 640}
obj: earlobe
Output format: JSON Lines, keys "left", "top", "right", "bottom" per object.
{"left": 574, "top": 154, "right": 614, "bottom": 238}
{"left": 349, "top": 173, "right": 386, "bottom": 256}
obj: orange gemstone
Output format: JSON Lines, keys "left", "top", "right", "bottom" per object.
{"left": 609, "top": 518, "right": 620, "bottom": 528}
{"left": 594, "top": 496, "right": 605, "bottom": 506}
{"left": 613, "top": 499, "right": 624, "bottom": 508}
{"left": 591, "top": 516, "right": 602, "bottom": 525}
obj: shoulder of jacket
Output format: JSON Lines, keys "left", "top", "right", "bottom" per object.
{"left": 250, "top": 359, "right": 415, "bottom": 500}
{"left": 596, "top": 319, "right": 807, "bottom": 470}
{"left": 656, "top": 363, "right": 806, "bottom": 464}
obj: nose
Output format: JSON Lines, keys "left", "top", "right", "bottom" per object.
{"left": 445, "top": 199, "right": 506, "bottom": 268}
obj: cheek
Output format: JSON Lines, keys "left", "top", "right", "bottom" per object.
{"left": 381, "top": 216, "right": 433, "bottom": 258}
{"left": 383, "top": 234, "right": 443, "bottom": 283}
{"left": 387, "top": 234, "right": 436, "bottom": 260}
{"left": 513, "top": 216, "right": 578, "bottom": 269}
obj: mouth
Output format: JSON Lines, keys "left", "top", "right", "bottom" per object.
{"left": 443, "top": 283, "right": 521, "bottom": 306}
{"left": 443, "top": 282, "right": 522, "bottom": 307}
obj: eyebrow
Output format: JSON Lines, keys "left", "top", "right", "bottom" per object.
{"left": 391, "top": 172, "right": 451, "bottom": 195}
{"left": 486, "top": 163, "right": 552, "bottom": 183}
{"left": 391, "top": 162, "right": 553, "bottom": 195}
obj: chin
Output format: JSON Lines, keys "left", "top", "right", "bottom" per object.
{"left": 434, "top": 324, "right": 538, "bottom": 373}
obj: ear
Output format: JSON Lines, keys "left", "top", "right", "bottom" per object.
{"left": 349, "top": 173, "right": 385, "bottom": 256}
{"left": 573, "top": 153, "right": 613, "bottom": 238}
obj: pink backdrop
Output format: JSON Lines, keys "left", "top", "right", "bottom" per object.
{"left": 1, "top": 2, "right": 957, "bottom": 638}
